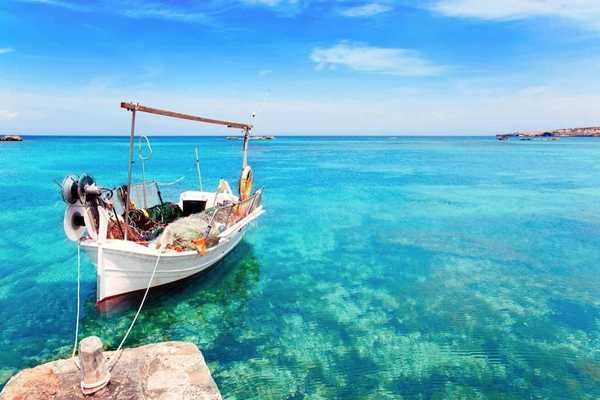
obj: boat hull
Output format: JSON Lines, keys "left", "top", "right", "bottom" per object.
{"left": 82, "top": 227, "right": 247, "bottom": 303}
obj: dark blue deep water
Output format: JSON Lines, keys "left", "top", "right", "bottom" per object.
{"left": 1, "top": 136, "right": 599, "bottom": 399}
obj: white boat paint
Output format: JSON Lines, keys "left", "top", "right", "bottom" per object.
{"left": 81, "top": 206, "right": 264, "bottom": 302}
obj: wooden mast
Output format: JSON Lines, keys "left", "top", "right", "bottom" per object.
{"left": 124, "top": 106, "right": 136, "bottom": 241}
{"left": 242, "top": 127, "right": 250, "bottom": 169}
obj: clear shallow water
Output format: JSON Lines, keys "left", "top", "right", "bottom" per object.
{"left": 1, "top": 136, "right": 600, "bottom": 399}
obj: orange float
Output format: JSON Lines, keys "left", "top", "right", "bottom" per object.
{"left": 192, "top": 237, "right": 207, "bottom": 256}
{"left": 238, "top": 166, "right": 253, "bottom": 201}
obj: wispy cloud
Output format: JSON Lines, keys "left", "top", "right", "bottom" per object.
{"left": 7, "top": 85, "right": 600, "bottom": 135}
{"left": 311, "top": 41, "right": 444, "bottom": 76}
{"left": 338, "top": 3, "right": 392, "bottom": 17}
{"left": 120, "top": 6, "right": 211, "bottom": 24}
{"left": 239, "top": 0, "right": 308, "bottom": 16}
{"left": 13, "top": 0, "right": 323, "bottom": 20}
{"left": 241, "top": 0, "right": 285, "bottom": 5}
{"left": 430, "top": 0, "right": 600, "bottom": 29}
{"left": 15, "top": 0, "right": 87, "bottom": 11}
{"left": 16, "top": 0, "right": 213, "bottom": 24}
{"left": 0, "top": 110, "right": 18, "bottom": 121}
{"left": 0, "top": 48, "right": 15, "bottom": 54}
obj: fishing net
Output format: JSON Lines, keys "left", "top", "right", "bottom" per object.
{"left": 150, "top": 189, "right": 263, "bottom": 252}
{"left": 147, "top": 203, "right": 183, "bottom": 224}
{"left": 150, "top": 210, "right": 222, "bottom": 251}
{"left": 109, "top": 182, "right": 184, "bottom": 242}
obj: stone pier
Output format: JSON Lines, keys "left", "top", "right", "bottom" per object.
{"left": 0, "top": 341, "right": 222, "bottom": 400}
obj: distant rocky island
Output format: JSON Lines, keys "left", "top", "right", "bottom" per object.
{"left": 0, "top": 134, "right": 23, "bottom": 141}
{"left": 497, "top": 127, "right": 600, "bottom": 141}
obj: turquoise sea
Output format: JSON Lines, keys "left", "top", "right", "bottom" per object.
{"left": 1, "top": 136, "right": 600, "bottom": 399}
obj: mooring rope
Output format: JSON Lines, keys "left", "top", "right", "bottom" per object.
{"left": 71, "top": 241, "right": 81, "bottom": 361}
{"left": 69, "top": 241, "right": 163, "bottom": 372}
{"left": 107, "top": 249, "right": 163, "bottom": 372}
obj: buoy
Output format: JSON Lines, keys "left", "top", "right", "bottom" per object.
{"left": 192, "top": 237, "right": 207, "bottom": 256}
{"left": 239, "top": 166, "right": 253, "bottom": 201}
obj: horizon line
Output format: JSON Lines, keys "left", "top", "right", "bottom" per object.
{"left": 9, "top": 133, "right": 499, "bottom": 137}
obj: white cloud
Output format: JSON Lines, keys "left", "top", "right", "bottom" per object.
{"left": 0, "top": 110, "right": 18, "bottom": 121}
{"left": 310, "top": 42, "right": 444, "bottom": 76}
{"left": 338, "top": 3, "right": 391, "bottom": 17}
{"left": 0, "top": 48, "right": 14, "bottom": 54}
{"left": 431, "top": 0, "right": 600, "bottom": 29}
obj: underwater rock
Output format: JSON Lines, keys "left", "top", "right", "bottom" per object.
{"left": 0, "top": 341, "right": 221, "bottom": 400}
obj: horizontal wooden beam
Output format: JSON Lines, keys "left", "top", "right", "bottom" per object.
{"left": 120, "top": 102, "right": 252, "bottom": 130}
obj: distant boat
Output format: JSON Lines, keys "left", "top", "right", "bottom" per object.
{"left": 226, "top": 135, "right": 274, "bottom": 141}
{"left": 496, "top": 133, "right": 518, "bottom": 141}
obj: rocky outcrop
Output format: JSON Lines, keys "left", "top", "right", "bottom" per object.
{"left": 0, "top": 342, "right": 222, "bottom": 400}
{"left": 552, "top": 127, "right": 600, "bottom": 136}
{"left": 497, "top": 127, "right": 600, "bottom": 140}
{"left": 0, "top": 135, "right": 23, "bottom": 142}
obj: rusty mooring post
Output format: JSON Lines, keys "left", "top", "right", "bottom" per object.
{"left": 79, "top": 336, "right": 111, "bottom": 395}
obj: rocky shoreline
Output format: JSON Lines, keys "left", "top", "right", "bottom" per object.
{"left": 0, "top": 341, "right": 222, "bottom": 400}
{"left": 0, "top": 135, "right": 23, "bottom": 142}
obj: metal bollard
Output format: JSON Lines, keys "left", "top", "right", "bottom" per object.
{"left": 79, "top": 336, "right": 111, "bottom": 395}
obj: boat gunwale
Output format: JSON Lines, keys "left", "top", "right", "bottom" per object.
{"left": 80, "top": 206, "right": 265, "bottom": 258}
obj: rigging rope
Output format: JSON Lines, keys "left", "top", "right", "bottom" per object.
{"left": 107, "top": 248, "right": 163, "bottom": 372}
{"left": 157, "top": 176, "right": 185, "bottom": 187}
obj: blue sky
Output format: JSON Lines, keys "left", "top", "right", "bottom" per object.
{"left": 1, "top": 0, "right": 600, "bottom": 135}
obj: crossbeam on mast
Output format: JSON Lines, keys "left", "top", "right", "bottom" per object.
{"left": 120, "top": 102, "right": 252, "bottom": 131}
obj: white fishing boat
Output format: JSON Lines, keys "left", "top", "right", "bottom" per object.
{"left": 61, "top": 102, "right": 264, "bottom": 303}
